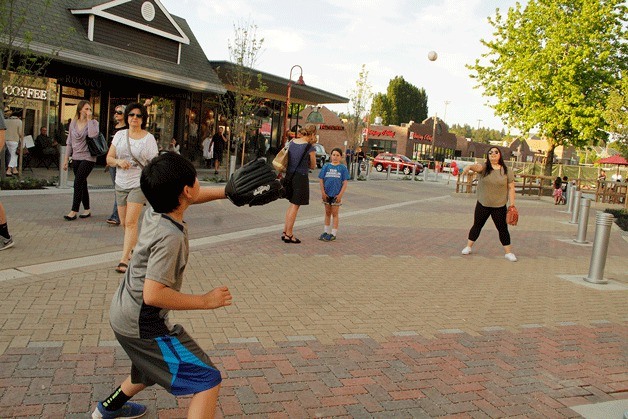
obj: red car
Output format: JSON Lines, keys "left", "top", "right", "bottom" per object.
{"left": 373, "top": 153, "right": 424, "bottom": 175}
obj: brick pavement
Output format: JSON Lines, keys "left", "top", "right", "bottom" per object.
{"left": 0, "top": 175, "right": 626, "bottom": 417}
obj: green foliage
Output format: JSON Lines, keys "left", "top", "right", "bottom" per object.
{"left": 602, "top": 71, "right": 628, "bottom": 157}
{"left": 449, "top": 123, "right": 505, "bottom": 143}
{"left": 221, "top": 20, "right": 266, "bottom": 158}
{"left": 345, "top": 64, "right": 373, "bottom": 149}
{"left": 370, "top": 76, "right": 428, "bottom": 125}
{"left": 0, "top": 176, "right": 53, "bottom": 190}
{"left": 386, "top": 76, "right": 428, "bottom": 125}
{"left": 370, "top": 93, "right": 389, "bottom": 125}
{"left": 604, "top": 208, "right": 628, "bottom": 231}
{"left": 469, "top": 0, "right": 627, "bottom": 152}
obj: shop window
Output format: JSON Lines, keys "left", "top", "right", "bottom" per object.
{"left": 142, "top": 96, "right": 174, "bottom": 151}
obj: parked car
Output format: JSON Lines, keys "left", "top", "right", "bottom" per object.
{"left": 373, "top": 153, "right": 424, "bottom": 175}
{"left": 313, "top": 143, "right": 330, "bottom": 168}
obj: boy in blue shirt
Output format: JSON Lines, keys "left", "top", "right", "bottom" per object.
{"left": 318, "top": 148, "right": 349, "bottom": 241}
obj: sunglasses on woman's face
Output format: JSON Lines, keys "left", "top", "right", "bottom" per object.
{"left": 114, "top": 110, "right": 124, "bottom": 115}
{"left": 128, "top": 113, "right": 143, "bottom": 118}
{"left": 488, "top": 151, "right": 500, "bottom": 155}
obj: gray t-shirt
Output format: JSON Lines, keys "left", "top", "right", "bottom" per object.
{"left": 476, "top": 164, "right": 514, "bottom": 208}
{"left": 109, "top": 208, "right": 189, "bottom": 339}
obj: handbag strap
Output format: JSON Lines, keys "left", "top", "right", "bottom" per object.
{"left": 288, "top": 142, "right": 311, "bottom": 176}
{"left": 126, "top": 130, "right": 145, "bottom": 169}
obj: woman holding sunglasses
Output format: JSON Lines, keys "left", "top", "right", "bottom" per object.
{"left": 461, "top": 146, "right": 517, "bottom": 262}
{"left": 106, "top": 103, "right": 159, "bottom": 273}
{"left": 105, "top": 105, "right": 127, "bottom": 225}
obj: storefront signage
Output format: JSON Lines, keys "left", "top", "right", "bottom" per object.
{"left": 3, "top": 85, "right": 48, "bottom": 100}
{"left": 366, "top": 128, "right": 396, "bottom": 138}
{"left": 410, "top": 132, "right": 433, "bottom": 142}
{"left": 319, "top": 124, "right": 345, "bottom": 130}
{"left": 61, "top": 74, "right": 102, "bottom": 89}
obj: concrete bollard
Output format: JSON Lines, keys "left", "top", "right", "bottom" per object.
{"left": 583, "top": 212, "right": 614, "bottom": 284}
{"left": 569, "top": 191, "right": 582, "bottom": 224}
{"left": 412, "top": 165, "right": 416, "bottom": 180}
{"left": 386, "top": 165, "right": 391, "bottom": 180}
{"left": 574, "top": 198, "right": 591, "bottom": 244}
{"left": 57, "top": 146, "right": 69, "bottom": 189}
{"left": 566, "top": 184, "right": 577, "bottom": 214}
{"left": 423, "top": 167, "right": 428, "bottom": 182}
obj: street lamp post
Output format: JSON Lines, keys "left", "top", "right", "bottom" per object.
{"left": 282, "top": 65, "right": 305, "bottom": 145}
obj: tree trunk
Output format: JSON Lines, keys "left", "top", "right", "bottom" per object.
{"left": 543, "top": 143, "right": 556, "bottom": 177}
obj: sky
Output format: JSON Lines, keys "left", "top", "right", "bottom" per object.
{"left": 161, "top": 0, "right": 523, "bottom": 132}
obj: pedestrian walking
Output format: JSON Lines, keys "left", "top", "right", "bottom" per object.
{"left": 209, "top": 126, "right": 226, "bottom": 174}
{"left": 282, "top": 124, "right": 317, "bottom": 244}
{"left": 106, "top": 105, "right": 127, "bottom": 226}
{"left": 106, "top": 103, "right": 159, "bottom": 274}
{"left": 461, "top": 146, "right": 518, "bottom": 261}
{"left": 63, "top": 100, "right": 99, "bottom": 220}
{"left": 318, "top": 148, "right": 349, "bottom": 241}
{"left": 0, "top": 112, "right": 14, "bottom": 250}
{"left": 3, "top": 110, "right": 23, "bottom": 176}
{"left": 92, "top": 150, "right": 280, "bottom": 418}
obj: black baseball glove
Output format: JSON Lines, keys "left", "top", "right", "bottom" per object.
{"left": 225, "top": 158, "right": 284, "bottom": 207}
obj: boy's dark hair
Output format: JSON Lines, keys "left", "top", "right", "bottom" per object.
{"left": 331, "top": 147, "right": 343, "bottom": 156}
{"left": 141, "top": 152, "right": 197, "bottom": 213}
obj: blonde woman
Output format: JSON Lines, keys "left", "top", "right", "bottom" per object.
{"left": 282, "top": 124, "right": 317, "bottom": 243}
{"left": 106, "top": 103, "right": 158, "bottom": 273}
{"left": 63, "top": 100, "right": 98, "bottom": 220}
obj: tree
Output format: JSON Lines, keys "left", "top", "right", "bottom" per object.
{"left": 345, "top": 64, "right": 372, "bottom": 152}
{"left": 0, "top": 0, "right": 65, "bottom": 179}
{"left": 369, "top": 76, "right": 427, "bottom": 125}
{"left": 220, "top": 20, "right": 266, "bottom": 169}
{"left": 602, "top": 71, "right": 628, "bottom": 157}
{"left": 386, "top": 76, "right": 428, "bottom": 125}
{"left": 469, "top": 0, "right": 627, "bottom": 174}
{"left": 370, "top": 93, "right": 390, "bottom": 125}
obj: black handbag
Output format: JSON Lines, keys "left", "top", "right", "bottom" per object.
{"left": 86, "top": 132, "right": 108, "bottom": 157}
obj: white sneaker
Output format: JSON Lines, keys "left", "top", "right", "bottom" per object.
{"left": 504, "top": 253, "right": 518, "bottom": 262}
{"left": 0, "top": 236, "right": 13, "bottom": 251}
{"left": 461, "top": 246, "right": 472, "bottom": 255}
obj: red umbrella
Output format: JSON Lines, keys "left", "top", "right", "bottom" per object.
{"left": 597, "top": 155, "right": 628, "bottom": 179}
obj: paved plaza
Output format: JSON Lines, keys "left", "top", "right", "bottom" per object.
{"left": 0, "top": 168, "right": 626, "bottom": 417}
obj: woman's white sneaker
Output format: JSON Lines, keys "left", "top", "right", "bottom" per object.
{"left": 461, "top": 246, "right": 472, "bottom": 255}
{"left": 504, "top": 253, "right": 518, "bottom": 262}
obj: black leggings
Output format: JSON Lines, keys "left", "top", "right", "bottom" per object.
{"left": 468, "top": 201, "right": 511, "bottom": 246}
{"left": 71, "top": 160, "right": 95, "bottom": 212}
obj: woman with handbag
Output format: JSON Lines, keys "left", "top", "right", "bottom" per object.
{"left": 461, "top": 146, "right": 518, "bottom": 262}
{"left": 63, "top": 100, "right": 99, "bottom": 221}
{"left": 282, "top": 124, "right": 317, "bottom": 244}
{"left": 106, "top": 103, "right": 159, "bottom": 273}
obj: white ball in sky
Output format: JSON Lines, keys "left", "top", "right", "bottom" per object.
{"left": 428, "top": 51, "right": 438, "bottom": 61}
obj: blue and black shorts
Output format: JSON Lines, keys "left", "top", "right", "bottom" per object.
{"left": 114, "top": 324, "right": 221, "bottom": 395}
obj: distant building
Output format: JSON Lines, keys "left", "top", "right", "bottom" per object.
{"left": 509, "top": 137, "right": 577, "bottom": 164}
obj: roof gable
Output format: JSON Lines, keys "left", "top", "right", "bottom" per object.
{"left": 71, "top": 0, "right": 189, "bottom": 44}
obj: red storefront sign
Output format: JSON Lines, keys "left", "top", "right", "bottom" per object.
{"left": 410, "top": 132, "right": 433, "bottom": 142}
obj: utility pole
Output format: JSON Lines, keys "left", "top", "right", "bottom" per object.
{"left": 443, "top": 100, "right": 451, "bottom": 121}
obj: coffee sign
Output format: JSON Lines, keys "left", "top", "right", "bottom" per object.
{"left": 3, "top": 85, "right": 48, "bottom": 100}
